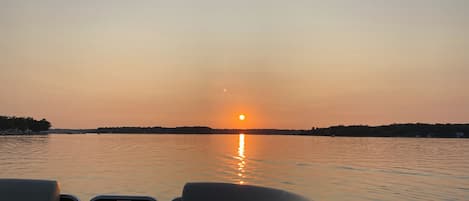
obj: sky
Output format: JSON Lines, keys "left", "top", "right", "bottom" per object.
{"left": 1, "top": 0, "right": 469, "bottom": 129}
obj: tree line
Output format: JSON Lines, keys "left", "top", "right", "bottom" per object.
{"left": 96, "top": 126, "right": 305, "bottom": 135}
{"left": 305, "top": 123, "right": 469, "bottom": 138}
{"left": 0, "top": 116, "right": 51, "bottom": 132}
{"left": 95, "top": 124, "right": 469, "bottom": 138}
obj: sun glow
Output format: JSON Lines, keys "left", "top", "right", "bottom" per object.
{"left": 237, "top": 133, "right": 246, "bottom": 184}
{"left": 238, "top": 134, "right": 245, "bottom": 158}
{"left": 239, "top": 114, "right": 246, "bottom": 121}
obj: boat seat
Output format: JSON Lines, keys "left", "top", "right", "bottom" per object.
{"left": 0, "top": 179, "right": 61, "bottom": 201}
{"left": 174, "top": 182, "right": 311, "bottom": 201}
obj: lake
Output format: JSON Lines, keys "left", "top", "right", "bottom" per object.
{"left": 0, "top": 134, "right": 468, "bottom": 201}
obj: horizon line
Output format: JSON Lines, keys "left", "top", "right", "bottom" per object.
{"left": 51, "top": 122, "right": 469, "bottom": 130}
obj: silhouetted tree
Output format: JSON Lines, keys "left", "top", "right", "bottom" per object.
{"left": 0, "top": 116, "right": 51, "bottom": 132}
{"left": 307, "top": 123, "right": 469, "bottom": 138}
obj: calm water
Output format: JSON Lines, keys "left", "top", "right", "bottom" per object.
{"left": 0, "top": 134, "right": 468, "bottom": 201}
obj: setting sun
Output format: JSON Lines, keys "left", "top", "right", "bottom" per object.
{"left": 239, "top": 114, "right": 246, "bottom": 121}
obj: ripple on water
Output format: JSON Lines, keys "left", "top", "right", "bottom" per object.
{"left": 1, "top": 134, "right": 469, "bottom": 201}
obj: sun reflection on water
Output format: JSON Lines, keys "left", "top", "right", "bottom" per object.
{"left": 237, "top": 133, "right": 246, "bottom": 184}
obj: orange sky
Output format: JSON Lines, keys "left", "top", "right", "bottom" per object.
{"left": 1, "top": 0, "right": 469, "bottom": 129}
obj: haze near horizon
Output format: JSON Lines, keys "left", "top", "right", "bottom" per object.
{"left": 1, "top": 0, "right": 468, "bottom": 129}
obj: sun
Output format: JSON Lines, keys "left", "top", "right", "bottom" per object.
{"left": 239, "top": 114, "right": 246, "bottom": 121}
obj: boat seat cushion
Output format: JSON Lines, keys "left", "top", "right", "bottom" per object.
{"left": 181, "top": 182, "right": 310, "bottom": 201}
{"left": 0, "top": 179, "right": 60, "bottom": 201}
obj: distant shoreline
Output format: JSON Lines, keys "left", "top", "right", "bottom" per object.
{"left": 40, "top": 123, "right": 469, "bottom": 138}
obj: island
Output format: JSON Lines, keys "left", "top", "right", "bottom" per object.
{"left": 0, "top": 116, "right": 51, "bottom": 135}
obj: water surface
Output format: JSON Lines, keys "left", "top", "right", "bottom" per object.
{"left": 0, "top": 134, "right": 468, "bottom": 201}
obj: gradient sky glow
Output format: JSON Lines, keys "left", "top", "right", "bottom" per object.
{"left": 1, "top": 0, "right": 469, "bottom": 129}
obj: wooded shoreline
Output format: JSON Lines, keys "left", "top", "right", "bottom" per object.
{"left": 56, "top": 123, "right": 469, "bottom": 138}
{"left": 1, "top": 115, "right": 467, "bottom": 138}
